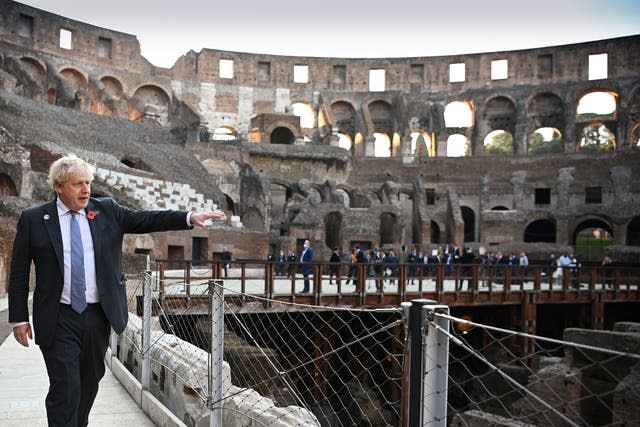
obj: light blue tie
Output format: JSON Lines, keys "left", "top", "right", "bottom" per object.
{"left": 70, "top": 211, "right": 87, "bottom": 314}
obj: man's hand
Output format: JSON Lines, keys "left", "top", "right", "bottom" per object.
{"left": 191, "top": 210, "right": 226, "bottom": 228}
{"left": 13, "top": 323, "right": 33, "bottom": 347}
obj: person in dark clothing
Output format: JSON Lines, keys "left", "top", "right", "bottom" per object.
{"left": 328, "top": 247, "right": 341, "bottom": 284}
{"left": 221, "top": 247, "right": 232, "bottom": 278}
{"left": 459, "top": 247, "right": 475, "bottom": 290}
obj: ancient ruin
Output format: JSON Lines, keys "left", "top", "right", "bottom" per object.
{"left": 1, "top": 0, "right": 640, "bottom": 297}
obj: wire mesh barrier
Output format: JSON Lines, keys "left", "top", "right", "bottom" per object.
{"left": 111, "top": 266, "right": 639, "bottom": 426}
{"left": 113, "top": 271, "right": 407, "bottom": 426}
{"left": 426, "top": 309, "right": 640, "bottom": 427}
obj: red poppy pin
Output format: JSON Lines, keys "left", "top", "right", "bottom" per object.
{"left": 87, "top": 210, "right": 99, "bottom": 220}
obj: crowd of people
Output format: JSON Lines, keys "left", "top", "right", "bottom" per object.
{"left": 263, "top": 241, "right": 617, "bottom": 293}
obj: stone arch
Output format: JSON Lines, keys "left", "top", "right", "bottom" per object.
{"left": 270, "top": 126, "right": 295, "bottom": 144}
{"left": 491, "top": 205, "right": 510, "bottom": 211}
{"left": 578, "top": 123, "right": 616, "bottom": 152}
{"left": 131, "top": 84, "right": 171, "bottom": 125}
{"left": 324, "top": 212, "right": 343, "bottom": 251}
{"left": 627, "top": 215, "right": 640, "bottom": 246}
{"left": 572, "top": 216, "right": 614, "bottom": 260}
{"left": 528, "top": 127, "right": 563, "bottom": 154}
{"left": 571, "top": 216, "right": 613, "bottom": 245}
{"left": 632, "top": 124, "right": 640, "bottom": 151}
{"left": 524, "top": 219, "right": 556, "bottom": 243}
{"left": 526, "top": 92, "right": 565, "bottom": 130}
{"left": 431, "top": 220, "right": 441, "bottom": 244}
{"left": 59, "top": 67, "right": 88, "bottom": 91}
{"left": 576, "top": 88, "right": 618, "bottom": 121}
{"left": 627, "top": 86, "right": 640, "bottom": 149}
{"left": 483, "top": 129, "right": 514, "bottom": 156}
{"left": 99, "top": 75, "right": 124, "bottom": 99}
{"left": 460, "top": 206, "right": 475, "bottom": 242}
{"left": 482, "top": 95, "right": 516, "bottom": 135}
{"left": 574, "top": 89, "right": 618, "bottom": 151}
{"left": 0, "top": 173, "right": 18, "bottom": 196}
{"left": 19, "top": 56, "right": 46, "bottom": 83}
{"left": 330, "top": 100, "right": 357, "bottom": 138}
{"left": 367, "top": 100, "right": 394, "bottom": 135}
{"left": 380, "top": 212, "right": 398, "bottom": 246}
{"left": 336, "top": 187, "right": 350, "bottom": 207}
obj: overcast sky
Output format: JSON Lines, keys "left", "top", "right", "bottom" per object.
{"left": 19, "top": 0, "right": 640, "bottom": 68}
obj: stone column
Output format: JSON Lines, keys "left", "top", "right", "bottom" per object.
{"left": 364, "top": 135, "right": 376, "bottom": 157}
{"left": 511, "top": 171, "right": 527, "bottom": 210}
{"left": 557, "top": 167, "right": 575, "bottom": 210}
{"left": 611, "top": 166, "right": 631, "bottom": 206}
{"left": 556, "top": 218, "right": 570, "bottom": 246}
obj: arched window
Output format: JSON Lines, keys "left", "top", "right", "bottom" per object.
{"left": 578, "top": 124, "right": 616, "bottom": 152}
{"left": 0, "top": 173, "right": 18, "bottom": 196}
{"left": 483, "top": 130, "right": 514, "bottom": 155}
{"left": 573, "top": 218, "right": 613, "bottom": 261}
{"left": 373, "top": 133, "right": 391, "bottom": 157}
{"left": 460, "top": 206, "right": 475, "bottom": 242}
{"left": 337, "top": 133, "right": 352, "bottom": 151}
{"left": 446, "top": 134, "right": 470, "bottom": 157}
{"left": 444, "top": 101, "right": 473, "bottom": 128}
{"left": 212, "top": 126, "right": 237, "bottom": 141}
{"left": 577, "top": 91, "right": 617, "bottom": 120}
{"left": 528, "top": 127, "right": 563, "bottom": 154}
{"left": 411, "top": 131, "right": 433, "bottom": 157}
{"left": 291, "top": 102, "right": 314, "bottom": 128}
{"left": 270, "top": 127, "right": 295, "bottom": 144}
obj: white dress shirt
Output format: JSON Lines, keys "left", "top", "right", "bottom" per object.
{"left": 57, "top": 198, "right": 99, "bottom": 304}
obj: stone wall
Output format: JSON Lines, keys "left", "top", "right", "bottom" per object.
{"left": 0, "top": 0, "right": 639, "bottom": 266}
{"left": 116, "top": 314, "right": 317, "bottom": 426}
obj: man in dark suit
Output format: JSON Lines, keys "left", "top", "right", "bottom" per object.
{"left": 221, "top": 246, "right": 232, "bottom": 277}
{"left": 8, "top": 154, "right": 225, "bottom": 427}
{"left": 300, "top": 239, "right": 313, "bottom": 293}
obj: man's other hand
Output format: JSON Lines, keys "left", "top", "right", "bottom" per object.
{"left": 13, "top": 323, "right": 33, "bottom": 347}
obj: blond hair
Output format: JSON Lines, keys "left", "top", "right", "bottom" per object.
{"left": 48, "top": 154, "right": 94, "bottom": 190}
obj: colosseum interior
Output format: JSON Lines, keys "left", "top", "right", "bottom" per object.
{"left": 0, "top": 0, "right": 639, "bottom": 295}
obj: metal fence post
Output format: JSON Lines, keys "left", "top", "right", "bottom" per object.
{"left": 422, "top": 303, "right": 450, "bottom": 426}
{"left": 407, "top": 299, "right": 437, "bottom": 426}
{"left": 209, "top": 280, "right": 224, "bottom": 427}
{"left": 141, "top": 270, "right": 152, "bottom": 391}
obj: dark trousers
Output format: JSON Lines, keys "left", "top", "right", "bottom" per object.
{"left": 302, "top": 272, "right": 311, "bottom": 292}
{"left": 40, "top": 303, "right": 111, "bottom": 427}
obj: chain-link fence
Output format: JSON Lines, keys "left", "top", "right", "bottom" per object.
{"left": 112, "top": 271, "right": 639, "bottom": 426}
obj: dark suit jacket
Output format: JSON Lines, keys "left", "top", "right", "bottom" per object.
{"left": 8, "top": 197, "right": 191, "bottom": 348}
{"left": 301, "top": 247, "right": 313, "bottom": 274}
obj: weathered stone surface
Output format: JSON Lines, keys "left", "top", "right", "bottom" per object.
{"left": 612, "top": 364, "right": 640, "bottom": 425}
{"left": 614, "top": 322, "right": 640, "bottom": 333}
{"left": 451, "top": 409, "right": 536, "bottom": 427}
